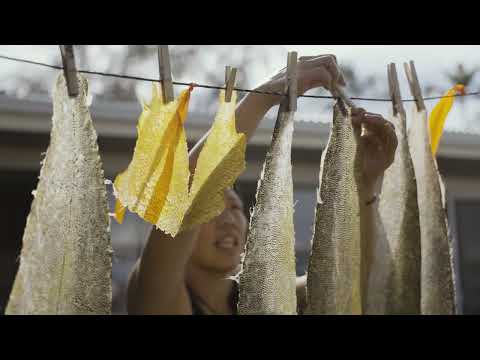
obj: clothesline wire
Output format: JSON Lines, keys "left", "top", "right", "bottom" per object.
{"left": 0, "top": 53, "right": 479, "bottom": 103}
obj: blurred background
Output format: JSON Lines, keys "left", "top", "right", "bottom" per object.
{"left": 0, "top": 45, "right": 479, "bottom": 314}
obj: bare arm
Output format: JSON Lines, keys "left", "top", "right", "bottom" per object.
{"left": 127, "top": 55, "right": 345, "bottom": 314}
{"left": 190, "top": 54, "right": 346, "bottom": 163}
{"left": 127, "top": 228, "right": 200, "bottom": 314}
{"left": 358, "top": 178, "right": 383, "bottom": 303}
{"left": 351, "top": 109, "right": 397, "bottom": 302}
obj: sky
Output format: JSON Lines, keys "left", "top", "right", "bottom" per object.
{"left": 0, "top": 45, "right": 479, "bottom": 133}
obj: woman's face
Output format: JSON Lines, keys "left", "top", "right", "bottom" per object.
{"left": 190, "top": 188, "right": 248, "bottom": 275}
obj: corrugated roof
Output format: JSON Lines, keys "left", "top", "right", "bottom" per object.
{"left": 1, "top": 93, "right": 479, "bottom": 159}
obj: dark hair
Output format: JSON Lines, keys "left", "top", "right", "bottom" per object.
{"left": 232, "top": 181, "right": 251, "bottom": 221}
{"left": 232, "top": 181, "right": 241, "bottom": 195}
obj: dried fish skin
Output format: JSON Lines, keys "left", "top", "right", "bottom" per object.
{"left": 180, "top": 90, "right": 246, "bottom": 232}
{"left": 305, "top": 102, "right": 362, "bottom": 315}
{"left": 151, "top": 119, "right": 191, "bottom": 236}
{"left": 113, "top": 85, "right": 191, "bottom": 236}
{"left": 238, "top": 101, "right": 297, "bottom": 315}
{"left": 407, "top": 106, "right": 456, "bottom": 315}
{"left": 6, "top": 73, "right": 112, "bottom": 315}
{"left": 114, "top": 88, "right": 245, "bottom": 237}
{"left": 377, "top": 110, "right": 421, "bottom": 315}
{"left": 429, "top": 85, "right": 463, "bottom": 156}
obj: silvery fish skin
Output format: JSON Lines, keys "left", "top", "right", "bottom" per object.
{"left": 407, "top": 106, "right": 456, "bottom": 315}
{"left": 305, "top": 101, "right": 363, "bottom": 315}
{"left": 238, "top": 100, "right": 297, "bottom": 315}
{"left": 6, "top": 73, "right": 112, "bottom": 315}
{"left": 376, "top": 109, "right": 421, "bottom": 315}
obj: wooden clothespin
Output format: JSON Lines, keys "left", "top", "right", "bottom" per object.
{"left": 158, "top": 45, "right": 174, "bottom": 104}
{"left": 224, "top": 66, "right": 237, "bottom": 103}
{"left": 59, "top": 45, "right": 79, "bottom": 98}
{"left": 388, "top": 63, "right": 404, "bottom": 116}
{"left": 403, "top": 60, "right": 425, "bottom": 111}
{"left": 285, "top": 51, "right": 298, "bottom": 112}
{"left": 225, "top": 66, "right": 231, "bottom": 84}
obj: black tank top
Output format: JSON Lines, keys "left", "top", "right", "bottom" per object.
{"left": 188, "top": 281, "right": 239, "bottom": 315}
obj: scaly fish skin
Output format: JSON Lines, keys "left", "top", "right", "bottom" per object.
{"left": 408, "top": 106, "right": 456, "bottom": 315}
{"left": 6, "top": 74, "right": 112, "bottom": 315}
{"left": 305, "top": 101, "right": 363, "bottom": 315}
{"left": 238, "top": 101, "right": 297, "bottom": 315}
{"left": 377, "top": 109, "right": 421, "bottom": 315}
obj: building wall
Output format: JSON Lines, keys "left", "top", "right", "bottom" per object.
{"left": 0, "top": 170, "right": 36, "bottom": 313}
{"left": 444, "top": 176, "right": 480, "bottom": 314}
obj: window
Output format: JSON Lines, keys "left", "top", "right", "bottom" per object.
{"left": 455, "top": 199, "right": 480, "bottom": 314}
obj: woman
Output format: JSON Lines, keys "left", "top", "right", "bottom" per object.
{"left": 127, "top": 54, "right": 398, "bottom": 315}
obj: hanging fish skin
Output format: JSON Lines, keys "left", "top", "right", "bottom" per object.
{"left": 238, "top": 100, "right": 297, "bottom": 315}
{"left": 113, "top": 85, "right": 191, "bottom": 236}
{"left": 113, "top": 88, "right": 245, "bottom": 237}
{"left": 377, "top": 109, "right": 421, "bottom": 315}
{"left": 408, "top": 106, "right": 456, "bottom": 315}
{"left": 6, "top": 73, "right": 112, "bottom": 315}
{"left": 429, "top": 85, "right": 464, "bottom": 156}
{"left": 180, "top": 90, "right": 246, "bottom": 233}
{"left": 305, "top": 101, "right": 363, "bottom": 315}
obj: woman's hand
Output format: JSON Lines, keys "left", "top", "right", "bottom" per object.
{"left": 351, "top": 108, "right": 398, "bottom": 191}
{"left": 256, "top": 55, "right": 346, "bottom": 107}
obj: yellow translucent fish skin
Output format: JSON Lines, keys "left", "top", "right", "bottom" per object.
{"left": 408, "top": 106, "right": 456, "bottom": 315}
{"left": 114, "top": 87, "right": 246, "bottom": 237}
{"left": 113, "top": 198, "right": 125, "bottom": 224}
{"left": 238, "top": 100, "right": 297, "bottom": 315}
{"left": 180, "top": 90, "right": 246, "bottom": 232}
{"left": 152, "top": 122, "right": 190, "bottom": 235}
{"left": 305, "top": 101, "right": 362, "bottom": 315}
{"left": 113, "top": 85, "right": 191, "bottom": 236}
{"left": 6, "top": 73, "right": 112, "bottom": 315}
{"left": 377, "top": 109, "right": 421, "bottom": 315}
{"left": 428, "top": 87, "right": 457, "bottom": 155}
